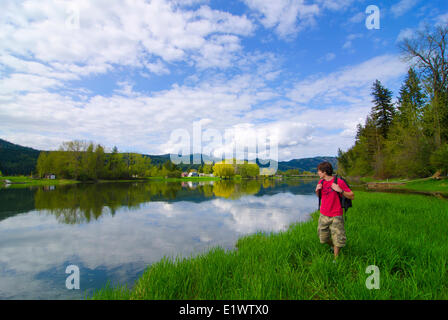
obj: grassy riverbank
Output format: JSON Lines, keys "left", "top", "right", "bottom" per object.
{"left": 1, "top": 174, "right": 320, "bottom": 188}
{"left": 90, "top": 191, "right": 448, "bottom": 300}
{"left": 360, "top": 177, "right": 448, "bottom": 193}
{"left": 0, "top": 175, "right": 222, "bottom": 187}
{"left": 1, "top": 176, "right": 79, "bottom": 187}
{"left": 397, "top": 178, "right": 448, "bottom": 192}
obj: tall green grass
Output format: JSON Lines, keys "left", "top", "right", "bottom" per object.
{"left": 90, "top": 191, "right": 448, "bottom": 300}
{"left": 398, "top": 178, "right": 448, "bottom": 193}
{"left": 359, "top": 176, "right": 448, "bottom": 193}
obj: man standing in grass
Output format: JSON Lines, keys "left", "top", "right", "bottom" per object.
{"left": 315, "top": 162, "right": 354, "bottom": 259}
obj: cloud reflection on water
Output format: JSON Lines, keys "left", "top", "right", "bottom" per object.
{"left": 0, "top": 180, "right": 318, "bottom": 299}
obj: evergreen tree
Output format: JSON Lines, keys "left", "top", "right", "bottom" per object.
{"left": 94, "top": 144, "right": 106, "bottom": 179}
{"left": 397, "top": 68, "right": 426, "bottom": 128}
{"left": 370, "top": 80, "right": 395, "bottom": 139}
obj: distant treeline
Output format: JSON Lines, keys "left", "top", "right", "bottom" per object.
{"left": 1, "top": 136, "right": 336, "bottom": 177}
{"left": 338, "top": 26, "right": 448, "bottom": 179}
{"left": 37, "top": 141, "right": 157, "bottom": 180}
{"left": 36, "top": 141, "right": 265, "bottom": 181}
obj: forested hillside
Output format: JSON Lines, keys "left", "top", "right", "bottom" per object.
{"left": 0, "top": 139, "right": 40, "bottom": 175}
{"left": 277, "top": 157, "right": 337, "bottom": 173}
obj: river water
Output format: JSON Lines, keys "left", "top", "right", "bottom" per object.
{"left": 0, "top": 179, "right": 318, "bottom": 299}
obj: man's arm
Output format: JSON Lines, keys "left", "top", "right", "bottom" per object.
{"left": 331, "top": 182, "right": 354, "bottom": 200}
{"left": 341, "top": 190, "right": 354, "bottom": 200}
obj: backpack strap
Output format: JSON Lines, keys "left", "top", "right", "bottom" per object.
{"left": 318, "top": 179, "right": 324, "bottom": 197}
{"left": 333, "top": 174, "right": 346, "bottom": 213}
{"left": 318, "top": 179, "right": 324, "bottom": 209}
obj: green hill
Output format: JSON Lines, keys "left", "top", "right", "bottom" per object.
{"left": 0, "top": 139, "right": 41, "bottom": 175}
{"left": 277, "top": 156, "right": 338, "bottom": 173}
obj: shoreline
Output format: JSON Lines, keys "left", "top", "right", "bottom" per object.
{"left": 0, "top": 176, "right": 221, "bottom": 187}
{"left": 1, "top": 175, "right": 321, "bottom": 188}
{"left": 353, "top": 176, "right": 448, "bottom": 193}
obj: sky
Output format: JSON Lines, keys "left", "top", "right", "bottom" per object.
{"left": 0, "top": 0, "right": 447, "bottom": 161}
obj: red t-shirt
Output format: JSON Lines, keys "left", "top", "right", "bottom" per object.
{"left": 319, "top": 177, "right": 351, "bottom": 217}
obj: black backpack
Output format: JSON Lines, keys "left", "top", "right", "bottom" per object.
{"left": 318, "top": 174, "right": 352, "bottom": 213}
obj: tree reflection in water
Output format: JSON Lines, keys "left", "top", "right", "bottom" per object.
{"left": 34, "top": 179, "right": 311, "bottom": 224}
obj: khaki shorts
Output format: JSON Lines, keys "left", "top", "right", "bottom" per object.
{"left": 317, "top": 214, "right": 346, "bottom": 248}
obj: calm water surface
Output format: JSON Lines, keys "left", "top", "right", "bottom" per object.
{"left": 0, "top": 179, "right": 318, "bottom": 299}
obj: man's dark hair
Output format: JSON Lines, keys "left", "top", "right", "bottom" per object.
{"left": 317, "top": 161, "right": 333, "bottom": 176}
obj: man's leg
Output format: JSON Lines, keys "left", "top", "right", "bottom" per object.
{"left": 330, "top": 216, "right": 346, "bottom": 259}
{"left": 317, "top": 214, "right": 332, "bottom": 248}
{"left": 334, "top": 246, "right": 341, "bottom": 258}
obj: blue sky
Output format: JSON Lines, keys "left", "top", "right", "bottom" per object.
{"left": 0, "top": 0, "right": 447, "bottom": 161}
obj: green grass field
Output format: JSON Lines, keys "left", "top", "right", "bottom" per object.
{"left": 90, "top": 191, "right": 448, "bottom": 300}
{"left": 398, "top": 178, "right": 448, "bottom": 193}
{"left": 359, "top": 176, "right": 448, "bottom": 193}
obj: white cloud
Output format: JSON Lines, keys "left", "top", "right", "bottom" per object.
{"left": 348, "top": 12, "right": 365, "bottom": 24}
{"left": 395, "top": 13, "right": 448, "bottom": 43}
{"left": 0, "top": 0, "right": 255, "bottom": 78}
{"left": 0, "top": 69, "right": 279, "bottom": 154}
{"left": 342, "top": 33, "right": 363, "bottom": 50}
{"left": 288, "top": 54, "right": 408, "bottom": 105}
{"left": 323, "top": 52, "right": 336, "bottom": 62}
{"left": 435, "top": 12, "right": 448, "bottom": 26}
{"left": 0, "top": 1, "right": 418, "bottom": 161}
{"left": 0, "top": 73, "right": 61, "bottom": 95}
{"left": 143, "top": 60, "right": 171, "bottom": 76}
{"left": 242, "top": 0, "right": 320, "bottom": 39}
{"left": 315, "top": 0, "right": 355, "bottom": 11}
{"left": 159, "top": 54, "right": 403, "bottom": 159}
{"left": 242, "top": 0, "right": 355, "bottom": 39}
{"left": 391, "top": 0, "right": 420, "bottom": 18}
{"left": 0, "top": 51, "right": 410, "bottom": 160}
{"left": 396, "top": 28, "right": 416, "bottom": 42}
{"left": 0, "top": 0, "right": 261, "bottom": 154}
{"left": 194, "top": 34, "right": 243, "bottom": 69}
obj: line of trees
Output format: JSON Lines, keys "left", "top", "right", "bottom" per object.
{"left": 36, "top": 142, "right": 263, "bottom": 181}
{"left": 275, "top": 169, "right": 316, "bottom": 176}
{"left": 36, "top": 141, "right": 181, "bottom": 181}
{"left": 338, "top": 26, "right": 448, "bottom": 179}
{"left": 212, "top": 159, "right": 260, "bottom": 179}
